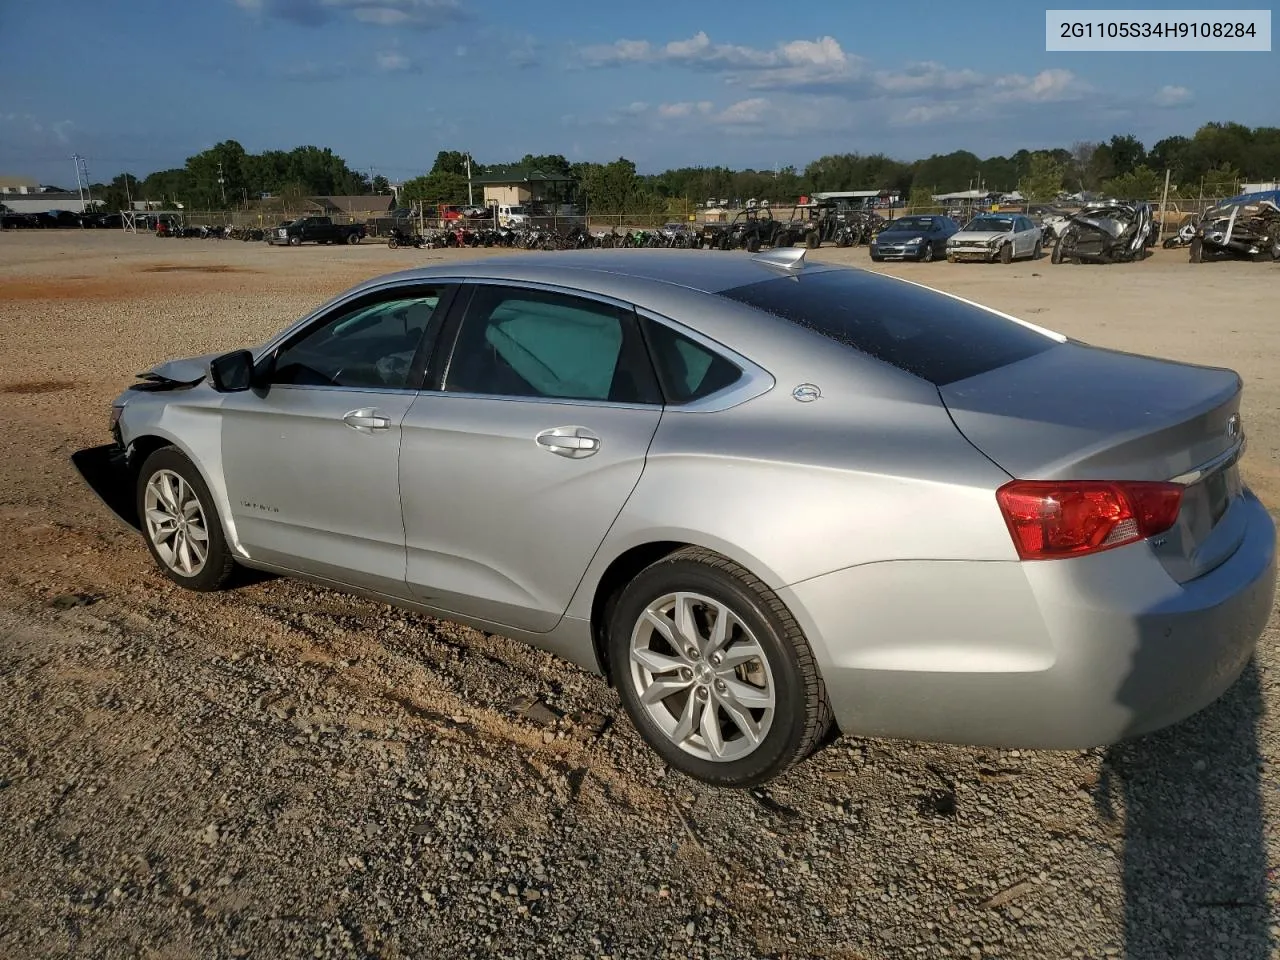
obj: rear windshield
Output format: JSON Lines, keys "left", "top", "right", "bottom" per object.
{"left": 719, "top": 270, "right": 1057, "bottom": 386}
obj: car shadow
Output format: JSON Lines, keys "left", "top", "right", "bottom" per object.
{"left": 1096, "top": 658, "right": 1271, "bottom": 959}
{"left": 70, "top": 444, "right": 276, "bottom": 587}
{"left": 70, "top": 444, "right": 140, "bottom": 531}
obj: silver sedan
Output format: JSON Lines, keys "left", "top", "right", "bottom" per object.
{"left": 105, "top": 248, "right": 1276, "bottom": 785}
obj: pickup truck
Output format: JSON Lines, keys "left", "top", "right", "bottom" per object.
{"left": 268, "top": 216, "right": 367, "bottom": 246}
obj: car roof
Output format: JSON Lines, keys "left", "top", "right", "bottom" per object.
{"left": 351, "top": 250, "right": 848, "bottom": 300}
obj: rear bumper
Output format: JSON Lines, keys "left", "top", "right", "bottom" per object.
{"left": 779, "top": 491, "right": 1276, "bottom": 748}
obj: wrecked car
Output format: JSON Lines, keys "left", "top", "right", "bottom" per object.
{"left": 1189, "top": 192, "right": 1280, "bottom": 262}
{"left": 1051, "top": 201, "right": 1154, "bottom": 264}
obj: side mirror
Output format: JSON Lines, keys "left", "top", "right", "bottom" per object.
{"left": 208, "top": 350, "right": 255, "bottom": 393}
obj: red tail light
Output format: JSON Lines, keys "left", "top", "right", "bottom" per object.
{"left": 996, "top": 480, "right": 1183, "bottom": 560}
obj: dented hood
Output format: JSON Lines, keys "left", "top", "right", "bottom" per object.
{"left": 137, "top": 352, "right": 220, "bottom": 385}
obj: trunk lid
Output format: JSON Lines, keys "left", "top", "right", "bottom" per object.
{"left": 941, "top": 342, "right": 1246, "bottom": 582}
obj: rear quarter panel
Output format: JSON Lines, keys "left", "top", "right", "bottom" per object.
{"left": 565, "top": 324, "right": 1018, "bottom": 620}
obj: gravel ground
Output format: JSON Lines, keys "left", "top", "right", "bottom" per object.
{"left": 1, "top": 232, "right": 1277, "bottom": 960}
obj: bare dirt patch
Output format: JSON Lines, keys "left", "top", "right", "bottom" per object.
{"left": 141, "top": 263, "right": 255, "bottom": 274}
{"left": 0, "top": 379, "right": 77, "bottom": 395}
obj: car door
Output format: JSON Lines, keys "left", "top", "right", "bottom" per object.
{"left": 399, "top": 282, "right": 664, "bottom": 632}
{"left": 219, "top": 282, "right": 455, "bottom": 594}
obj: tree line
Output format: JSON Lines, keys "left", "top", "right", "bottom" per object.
{"left": 87, "top": 121, "right": 1279, "bottom": 215}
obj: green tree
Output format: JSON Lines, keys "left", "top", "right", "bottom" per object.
{"left": 1101, "top": 164, "right": 1163, "bottom": 200}
{"left": 1017, "top": 152, "right": 1066, "bottom": 203}
{"left": 370, "top": 174, "right": 391, "bottom": 194}
{"left": 400, "top": 171, "right": 469, "bottom": 207}
{"left": 1202, "top": 162, "right": 1241, "bottom": 198}
{"left": 1105, "top": 134, "right": 1147, "bottom": 178}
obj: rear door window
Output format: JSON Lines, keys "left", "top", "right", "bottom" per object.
{"left": 719, "top": 269, "right": 1058, "bottom": 386}
{"left": 641, "top": 319, "right": 742, "bottom": 404}
{"left": 443, "top": 285, "right": 660, "bottom": 404}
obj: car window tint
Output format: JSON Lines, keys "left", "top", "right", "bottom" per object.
{"left": 719, "top": 270, "right": 1056, "bottom": 386}
{"left": 642, "top": 319, "right": 743, "bottom": 403}
{"left": 445, "top": 286, "right": 657, "bottom": 403}
{"left": 271, "top": 291, "right": 442, "bottom": 389}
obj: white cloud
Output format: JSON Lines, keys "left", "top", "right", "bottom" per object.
{"left": 581, "top": 31, "right": 862, "bottom": 89}
{"left": 235, "top": 0, "right": 467, "bottom": 29}
{"left": 993, "top": 68, "right": 1087, "bottom": 102}
{"left": 1153, "top": 84, "right": 1192, "bottom": 107}
{"left": 898, "top": 103, "right": 964, "bottom": 126}
{"left": 712, "top": 97, "right": 771, "bottom": 125}
{"left": 657, "top": 101, "right": 713, "bottom": 118}
{"left": 376, "top": 50, "right": 412, "bottom": 71}
{"left": 874, "top": 61, "right": 985, "bottom": 95}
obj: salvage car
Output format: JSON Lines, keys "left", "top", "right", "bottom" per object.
{"left": 946, "top": 214, "right": 1042, "bottom": 263}
{"left": 869, "top": 215, "right": 959, "bottom": 262}
{"left": 100, "top": 249, "right": 1276, "bottom": 786}
{"left": 1051, "top": 201, "right": 1154, "bottom": 264}
{"left": 1189, "top": 193, "right": 1280, "bottom": 263}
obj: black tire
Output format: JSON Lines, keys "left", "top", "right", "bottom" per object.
{"left": 135, "top": 446, "right": 235, "bottom": 592}
{"left": 608, "top": 547, "right": 833, "bottom": 786}
{"left": 805, "top": 231, "right": 820, "bottom": 249}
{"left": 1189, "top": 237, "right": 1203, "bottom": 263}
{"left": 387, "top": 237, "right": 399, "bottom": 250}
{"left": 999, "top": 242, "right": 1013, "bottom": 264}
{"left": 920, "top": 243, "right": 935, "bottom": 263}
{"left": 1032, "top": 240, "right": 1043, "bottom": 260}
{"left": 288, "top": 235, "right": 301, "bottom": 246}
{"left": 1051, "top": 236, "right": 1066, "bottom": 264}
{"left": 347, "top": 233, "right": 360, "bottom": 245}
{"left": 746, "top": 234, "right": 761, "bottom": 253}
{"left": 869, "top": 251, "right": 883, "bottom": 262}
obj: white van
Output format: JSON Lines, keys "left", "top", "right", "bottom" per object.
{"left": 497, "top": 204, "right": 529, "bottom": 227}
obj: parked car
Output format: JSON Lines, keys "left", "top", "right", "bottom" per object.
{"left": 947, "top": 214, "right": 1043, "bottom": 263}
{"left": 99, "top": 249, "right": 1275, "bottom": 786}
{"left": 267, "top": 216, "right": 366, "bottom": 246}
{"left": 869, "top": 215, "right": 960, "bottom": 262}
{"left": 1189, "top": 194, "right": 1280, "bottom": 263}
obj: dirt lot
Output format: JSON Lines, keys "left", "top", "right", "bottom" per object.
{"left": 1, "top": 231, "right": 1277, "bottom": 960}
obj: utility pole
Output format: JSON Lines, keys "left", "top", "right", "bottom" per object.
{"left": 466, "top": 154, "right": 474, "bottom": 208}
{"left": 369, "top": 166, "right": 376, "bottom": 193}
{"left": 217, "top": 161, "right": 227, "bottom": 207}
{"left": 72, "top": 154, "right": 86, "bottom": 210}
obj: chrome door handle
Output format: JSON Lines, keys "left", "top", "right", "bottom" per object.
{"left": 343, "top": 409, "right": 391, "bottom": 432}
{"left": 536, "top": 427, "right": 601, "bottom": 458}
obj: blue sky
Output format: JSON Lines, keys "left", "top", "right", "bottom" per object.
{"left": 1, "top": 0, "right": 1274, "bottom": 185}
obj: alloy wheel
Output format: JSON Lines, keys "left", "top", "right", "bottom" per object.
{"left": 143, "top": 469, "right": 209, "bottom": 577}
{"left": 628, "top": 591, "right": 776, "bottom": 763}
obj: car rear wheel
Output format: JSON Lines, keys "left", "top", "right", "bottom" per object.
{"left": 136, "top": 447, "right": 235, "bottom": 592}
{"left": 609, "top": 547, "right": 833, "bottom": 786}
{"left": 347, "top": 233, "right": 360, "bottom": 245}
{"left": 999, "top": 242, "right": 1013, "bottom": 264}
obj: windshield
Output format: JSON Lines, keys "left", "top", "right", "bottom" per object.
{"left": 506, "top": 206, "right": 527, "bottom": 215}
{"left": 887, "top": 217, "right": 937, "bottom": 231}
{"left": 964, "top": 216, "right": 1014, "bottom": 232}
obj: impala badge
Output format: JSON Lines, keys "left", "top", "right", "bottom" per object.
{"left": 792, "top": 383, "right": 821, "bottom": 403}
{"left": 1227, "top": 414, "right": 1242, "bottom": 440}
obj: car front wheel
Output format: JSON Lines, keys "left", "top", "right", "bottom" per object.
{"left": 136, "top": 447, "right": 236, "bottom": 591}
{"left": 608, "top": 547, "right": 833, "bottom": 786}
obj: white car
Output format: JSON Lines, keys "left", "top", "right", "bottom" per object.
{"left": 947, "top": 214, "right": 1043, "bottom": 263}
